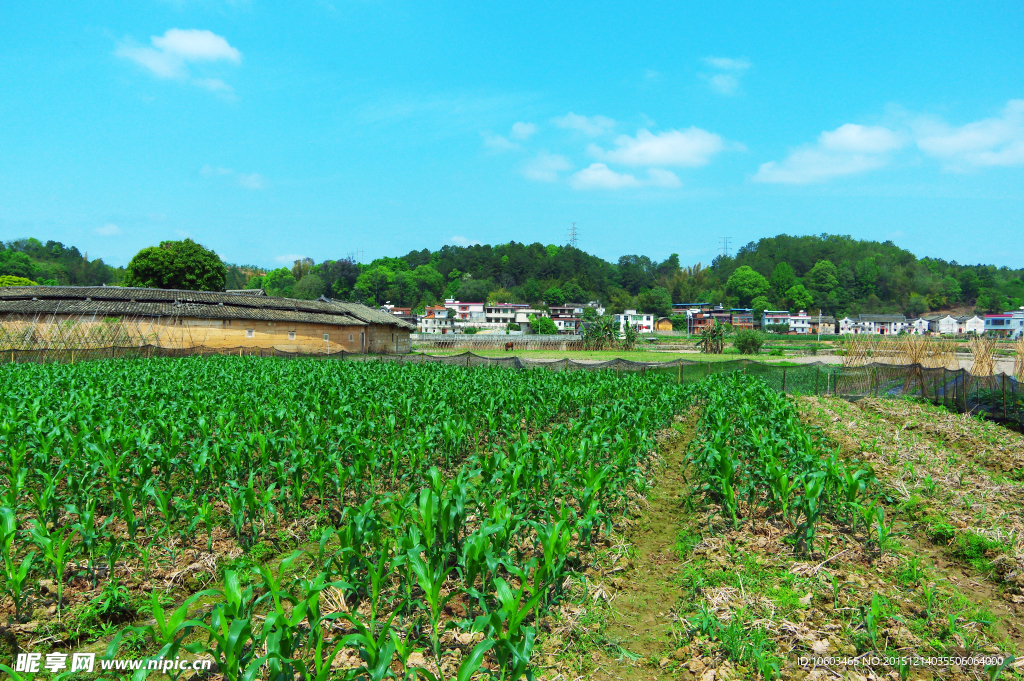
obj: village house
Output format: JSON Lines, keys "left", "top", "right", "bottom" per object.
{"left": 838, "top": 314, "right": 907, "bottom": 335}
{"left": 654, "top": 317, "right": 674, "bottom": 331}
{"left": 923, "top": 314, "right": 958, "bottom": 335}
{"left": 763, "top": 310, "right": 792, "bottom": 331}
{"left": 613, "top": 309, "right": 654, "bottom": 333}
{"left": 810, "top": 315, "right": 837, "bottom": 335}
{"left": 730, "top": 309, "right": 755, "bottom": 330}
{"left": 905, "top": 318, "right": 930, "bottom": 335}
{"left": 985, "top": 309, "right": 1024, "bottom": 338}
{"left": 418, "top": 305, "right": 454, "bottom": 334}
{"left": 0, "top": 285, "right": 415, "bottom": 353}
{"left": 957, "top": 315, "right": 985, "bottom": 335}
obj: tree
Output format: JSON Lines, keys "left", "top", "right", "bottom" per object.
{"left": 637, "top": 286, "right": 672, "bottom": 316}
{"left": 454, "top": 279, "right": 491, "bottom": 302}
{"left": 726, "top": 266, "right": 770, "bottom": 305}
{"left": 124, "top": 239, "right": 227, "bottom": 291}
{"left": 543, "top": 287, "right": 566, "bottom": 306}
{"left": 805, "top": 260, "right": 839, "bottom": 293}
{"left": 291, "top": 257, "right": 314, "bottom": 280}
{"left": 750, "top": 295, "right": 771, "bottom": 321}
{"left": 529, "top": 314, "right": 558, "bottom": 335}
{"left": 0, "top": 275, "right": 37, "bottom": 287}
{"left": 263, "top": 268, "right": 297, "bottom": 298}
{"left": 292, "top": 274, "right": 325, "bottom": 300}
{"left": 562, "top": 281, "right": 585, "bottom": 303}
{"left": 733, "top": 330, "right": 765, "bottom": 355}
{"left": 354, "top": 265, "right": 394, "bottom": 305}
{"left": 786, "top": 284, "right": 814, "bottom": 310}
{"left": 769, "top": 262, "right": 795, "bottom": 297}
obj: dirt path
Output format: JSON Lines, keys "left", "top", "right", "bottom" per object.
{"left": 589, "top": 420, "right": 694, "bottom": 680}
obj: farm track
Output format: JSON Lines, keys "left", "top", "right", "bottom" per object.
{"left": 589, "top": 417, "right": 695, "bottom": 681}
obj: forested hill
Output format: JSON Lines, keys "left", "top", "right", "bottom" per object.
{"left": 3, "top": 235, "right": 1022, "bottom": 319}
{"left": 0, "top": 238, "right": 256, "bottom": 290}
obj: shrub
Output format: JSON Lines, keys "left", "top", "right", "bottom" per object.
{"left": 733, "top": 330, "right": 766, "bottom": 355}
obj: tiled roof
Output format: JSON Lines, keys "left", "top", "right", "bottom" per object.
{"left": 0, "top": 286, "right": 415, "bottom": 329}
{"left": 225, "top": 289, "right": 266, "bottom": 296}
{"left": 859, "top": 314, "right": 907, "bottom": 323}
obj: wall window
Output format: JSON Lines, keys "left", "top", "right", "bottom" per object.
{"left": 323, "top": 334, "right": 329, "bottom": 341}
{"left": 349, "top": 334, "right": 353, "bottom": 341}
{"left": 288, "top": 331, "right": 296, "bottom": 340}
{"left": 246, "top": 329, "right": 254, "bottom": 338}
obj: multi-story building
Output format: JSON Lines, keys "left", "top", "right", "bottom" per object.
{"left": 730, "top": 309, "right": 755, "bottom": 330}
{"left": 789, "top": 310, "right": 811, "bottom": 334}
{"left": 418, "top": 306, "right": 454, "bottom": 334}
{"left": 985, "top": 310, "right": 1024, "bottom": 338}
{"left": 483, "top": 303, "right": 529, "bottom": 326}
{"left": 613, "top": 309, "right": 655, "bottom": 333}
{"left": 763, "top": 310, "right": 791, "bottom": 331}
{"left": 444, "top": 299, "right": 486, "bottom": 322}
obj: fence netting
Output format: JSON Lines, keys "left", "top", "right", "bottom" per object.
{"left": 3, "top": 346, "right": 1021, "bottom": 427}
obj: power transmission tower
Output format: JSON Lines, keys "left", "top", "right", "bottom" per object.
{"left": 567, "top": 222, "right": 579, "bottom": 248}
{"left": 720, "top": 236, "right": 732, "bottom": 259}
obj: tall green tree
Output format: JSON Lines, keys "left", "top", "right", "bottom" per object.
{"left": 124, "top": 239, "right": 226, "bottom": 291}
{"left": 769, "top": 262, "right": 795, "bottom": 298}
{"left": 726, "top": 266, "right": 771, "bottom": 305}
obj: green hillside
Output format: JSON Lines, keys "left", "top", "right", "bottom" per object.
{"left": 4, "top": 234, "right": 1022, "bottom": 318}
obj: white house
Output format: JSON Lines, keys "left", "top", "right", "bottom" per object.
{"left": 924, "top": 314, "right": 958, "bottom": 335}
{"left": 418, "top": 305, "right": 454, "bottom": 334}
{"left": 838, "top": 314, "right": 908, "bottom": 335}
{"left": 763, "top": 310, "right": 791, "bottom": 331}
{"left": 789, "top": 310, "right": 811, "bottom": 334}
{"left": 985, "top": 310, "right": 1024, "bottom": 338}
{"left": 957, "top": 315, "right": 985, "bottom": 335}
{"left": 613, "top": 309, "right": 655, "bottom": 332}
{"left": 905, "top": 318, "right": 930, "bottom": 335}
{"left": 444, "top": 299, "right": 486, "bottom": 322}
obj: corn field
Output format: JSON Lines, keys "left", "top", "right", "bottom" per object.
{"left": 0, "top": 357, "right": 694, "bottom": 680}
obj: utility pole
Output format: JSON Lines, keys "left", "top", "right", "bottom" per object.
{"left": 719, "top": 237, "right": 732, "bottom": 259}
{"left": 567, "top": 222, "right": 579, "bottom": 249}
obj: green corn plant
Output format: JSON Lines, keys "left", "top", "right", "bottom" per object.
{"left": 1, "top": 507, "right": 35, "bottom": 623}
{"left": 859, "top": 594, "right": 886, "bottom": 650}
{"left": 407, "top": 548, "right": 455, "bottom": 668}
{"left": 28, "top": 522, "right": 74, "bottom": 616}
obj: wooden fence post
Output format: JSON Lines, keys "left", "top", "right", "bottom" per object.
{"left": 782, "top": 367, "right": 787, "bottom": 393}
{"left": 677, "top": 362, "right": 681, "bottom": 385}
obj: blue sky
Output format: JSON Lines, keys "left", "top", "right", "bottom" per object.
{"left": 1, "top": 1, "right": 1022, "bottom": 269}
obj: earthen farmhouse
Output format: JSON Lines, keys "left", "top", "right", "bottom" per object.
{"left": 0, "top": 286, "right": 414, "bottom": 354}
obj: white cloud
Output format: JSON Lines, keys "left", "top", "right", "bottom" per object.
{"left": 704, "top": 56, "right": 750, "bottom": 71}
{"left": 95, "top": 223, "right": 121, "bottom": 236}
{"left": 274, "top": 254, "right": 305, "bottom": 264}
{"left": 703, "top": 73, "right": 740, "bottom": 95}
{"left": 569, "top": 164, "right": 682, "bottom": 190}
{"left": 552, "top": 112, "right": 616, "bottom": 136}
{"left": 151, "top": 28, "right": 241, "bottom": 63}
{"left": 591, "top": 127, "right": 729, "bottom": 167}
{"left": 523, "top": 153, "right": 572, "bottom": 182}
{"left": 646, "top": 168, "right": 682, "bottom": 188}
{"left": 116, "top": 28, "right": 241, "bottom": 92}
{"left": 451, "top": 236, "right": 482, "bottom": 246}
{"left": 569, "top": 164, "right": 641, "bottom": 190}
{"left": 482, "top": 132, "right": 519, "bottom": 151}
{"left": 753, "top": 124, "right": 906, "bottom": 184}
{"left": 200, "top": 164, "right": 233, "bottom": 176}
{"left": 701, "top": 56, "right": 751, "bottom": 96}
{"left": 511, "top": 121, "right": 537, "bottom": 140}
{"left": 820, "top": 123, "right": 906, "bottom": 153}
{"left": 238, "top": 173, "right": 266, "bottom": 190}
{"left": 915, "top": 100, "right": 1024, "bottom": 168}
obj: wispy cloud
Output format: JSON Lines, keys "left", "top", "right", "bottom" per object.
{"left": 199, "top": 165, "right": 267, "bottom": 189}
{"left": 915, "top": 99, "right": 1024, "bottom": 169}
{"left": 481, "top": 132, "right": 519, "bottom": 152}
{"left": 552, "top": 112, "right": 616, "bottom": 136}
{"left": 95, "top": 223, "right": 121, "bottom": 236}
{"left": 590, "top": 127, "right": 734, "bottom": 167}
{"left": 450, "top": 235, "right": 482, "bottom": 246}
{"left": 568, "top": 164, "right": 681, "bottom": 190}
{"left": 700, "top": 56, "right": 751, "bottom": 96}
{"left": 274, "top": 254, "right": 304, "bottom": 264}
{"left": 511, "top": 121, "right": 537, "bottom": 140}
{"left": 523, "top": 153, "right": 572, "bottom": 182}
{"left": 238, "top": 173, "right": 267, "bottom": 190}
{"left": 116, "top": 28, "right": 241, "bottom": 94}
{"left": 753, "top": 123, "right": 907, "bottom": 183}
